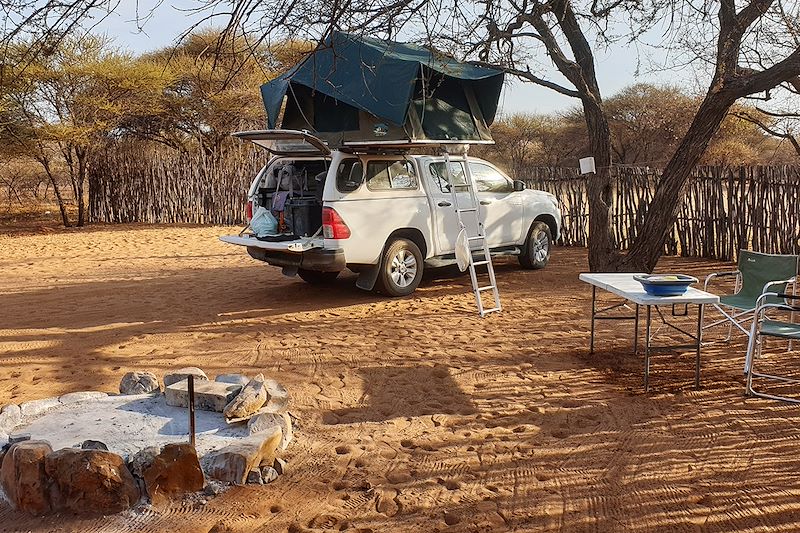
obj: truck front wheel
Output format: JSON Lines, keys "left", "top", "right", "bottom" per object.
{"left": 519, "top": 221, "right": 552, "bottom": 269}
{"left": 376, "top": 238, "right": 423, "bottom": 296}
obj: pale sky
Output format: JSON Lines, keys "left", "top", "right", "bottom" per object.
{"left": 89, "top": 1, "right": 698, "bottom": 117}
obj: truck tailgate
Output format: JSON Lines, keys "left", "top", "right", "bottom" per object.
{"left": 220, "top": 235, "right": 324, "bottom": 252}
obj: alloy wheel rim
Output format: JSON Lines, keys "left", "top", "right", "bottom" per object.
{"left": 532, "top": 231, "right": 550, "bottom": 263}
{"left": 390, "top": 249, "right": 418, "bottom": 287}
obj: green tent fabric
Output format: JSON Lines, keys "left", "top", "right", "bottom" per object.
{"left": 260, "top": 32, "right": 504, "bottom": 143}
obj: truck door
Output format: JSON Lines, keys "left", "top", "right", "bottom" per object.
{"left": 468, "top": 162, "right": 523, "bottom": 246}
{"left": 426, "top": 160, "right": 479, "bottom": 254}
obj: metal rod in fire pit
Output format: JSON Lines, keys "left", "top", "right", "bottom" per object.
{"left": 188, "top": 374, "right": 196, "bottom": 447}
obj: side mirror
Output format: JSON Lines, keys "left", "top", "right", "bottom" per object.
{"left": 513, "top": 180, "right": 526, "bottom": 192}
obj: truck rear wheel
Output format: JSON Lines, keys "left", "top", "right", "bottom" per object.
{"left": 375, "top": 238, "right": 423, "bottom": 296}
{"left": 297, "top": 269, "right": 340, "bottom": 285}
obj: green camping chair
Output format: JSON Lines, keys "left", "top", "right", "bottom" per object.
{"left": 745, "top": 292, "right": 800, "bottom": 402}
{"left": 703, "top": 250, "right": 798, "bottom": 340}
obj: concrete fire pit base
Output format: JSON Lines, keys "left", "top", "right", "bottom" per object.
{"left": 12, "top": 393, "right": 249, "bottom": 457}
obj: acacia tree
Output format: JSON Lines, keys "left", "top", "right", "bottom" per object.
{"left": 122, "top": 30, "right": 300, "bottom": 158}
{"left": 1, "top": 46, "right": 73, "bottom": 225}
{"left": 623, "top": 1, "right": 800, "bottom": 270}
{"left": 4, "top": 37, "right": 170, "bottom": 226}
{"left": 382, "top": 0, "right": 800, "bottom": 271}
{"left": 603, "top": 84, "right": 696, "bottom": 166}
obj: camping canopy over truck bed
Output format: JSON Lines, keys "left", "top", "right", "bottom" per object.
{"left": 260, "top": 32, "right": 504, "bottom": 148}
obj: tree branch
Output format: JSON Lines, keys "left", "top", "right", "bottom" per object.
{"left": 755, "top": 107, "right": 800, "bottom": 118}
{"left": 734, "top": 47, "right": 800, "bottom": 96}
{"left": 506, "top": 67, "right": 581, "bottom": 97}
{"left": 734, "top": 109, "right": 800, "bottom": 155}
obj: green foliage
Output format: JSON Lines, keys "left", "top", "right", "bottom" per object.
{"left": 124, "top": 30, "right": 307, "bottom": 155}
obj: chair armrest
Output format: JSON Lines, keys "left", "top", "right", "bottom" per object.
{"left": 704, "top": 270, "right": 740, "bottom": 291}
{"left": 756, "top": 303, "right": 800, "bottom": 314}
{"left": 762, "top": 278, "right": 796, "bottom": 295}
{"left": 777, "top": 294, "right": 800, "bottom": 311}
{"left": 755, "top": 292, "right": 778, "bottom": 308}
{"left": 754, "top": 293, "right": 800, "bottom": 316}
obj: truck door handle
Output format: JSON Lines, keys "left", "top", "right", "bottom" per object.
{"left": 480, "top": 200, "right": 492, "bottom": 205}
{"left": 438, "top": 201, "right": 452, "bottom": 207}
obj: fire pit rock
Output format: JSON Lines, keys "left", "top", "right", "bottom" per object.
{"left": 163, "top": 367, "right": 208, "bottom": 387}
{"left": 215, "top": 374, "right": 250, "bottom": 386}
{"left": 142, "top": 443, "right": 204, "bottom": 506}
{"left": 223, "top": 374, "right": 269, "bottom": 420}
{"left": 248, "top": 412, "right": 293, "bottom": 450}
{"left": 165, "top": 379, "right": 241, "bottom": 412}
{"left": 45, "top": 448, "right": 141, "bottom": 515}
{"left": 0, "top": 440, "right": 54, "bottom": 515}
{"left": 203, "top": 426, "right": 282, "bottom": 485}
{"left": 119, "top": 372, "right": 160, "bottom": 395}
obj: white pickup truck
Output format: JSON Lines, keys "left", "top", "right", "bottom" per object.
{"left": 221, "top": 130, "right": 561, "bottom": 296}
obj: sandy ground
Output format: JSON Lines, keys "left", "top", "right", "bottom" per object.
{"left": 2, "top": 225, "right": 800, "bottom": 532}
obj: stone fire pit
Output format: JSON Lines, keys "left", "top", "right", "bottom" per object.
{"left": 0, "top": 368, "right": 293, "bottom": 516}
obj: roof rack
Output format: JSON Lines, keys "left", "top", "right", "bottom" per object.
{"left": 339, "top": 139, "right": 493, "bottom": 155}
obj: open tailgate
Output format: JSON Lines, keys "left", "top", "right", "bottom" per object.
{"left": 220, "top": 234, "right": 324, "bottom": 252}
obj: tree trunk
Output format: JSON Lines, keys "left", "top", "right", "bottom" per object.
{"left": 583, "top": 97, "right": 620, "bottom": 271}
{"left": 38, "top": 156, "right": 71, "bottom": 227}
{"left": 620, "top": 90, "right": 737, "bottom": 272}
{"left": 76, "top": 150, "right": 87, "bottom": 226}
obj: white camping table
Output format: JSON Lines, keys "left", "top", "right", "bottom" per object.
{"left": 579, "top": 273, "right": 720, "bottom": 391}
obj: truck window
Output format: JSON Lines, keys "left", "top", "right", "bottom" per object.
{"left": 366, "top": 160, "right": 418, "bottom": 190}
{"left": 429, "top": 161, "right": 467, "bottom": 193}
{"left": 336, "top": 159, "right": 363, "bottom": 192}
{"left": 469, "top": 163, "right": 513, "bottom": 193}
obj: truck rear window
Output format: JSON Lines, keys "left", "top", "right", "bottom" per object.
{"left": 365, "top": 160, "right": 418, "bottom": 190}
{"left": 336, "top": 159, "right": 363, "bottom": 192}
{"left": 429, "top": 162, "right": 467, "bottom": 193}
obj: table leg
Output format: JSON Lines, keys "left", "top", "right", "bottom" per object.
{"left": 645, "top": 305, "right": 652, "bottom": 392}
{"left": 634, "top": 304, "right": 640, "bottom": 355}
{"left": 695, "top": 304, "right": 704, "bottom": 389}
{"left": 590, "top": 286, "right": 596, "bottom": 354}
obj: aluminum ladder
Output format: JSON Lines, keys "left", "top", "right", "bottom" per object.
{"left": 441, "top": 147, "right": 502, "bottom": 317}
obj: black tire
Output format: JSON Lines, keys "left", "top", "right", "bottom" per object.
{"left": 519, "top": 221, "right": 552, "bottom": 269}
{"left": 297, "top": 269, "right": 340, "bottom": 285}
{"left": 375, "top": 238, "right": 424, "bottom": 297}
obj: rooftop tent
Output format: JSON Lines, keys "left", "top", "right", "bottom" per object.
{"left": 260, "top": 32, "right": 505, "bottom": 147}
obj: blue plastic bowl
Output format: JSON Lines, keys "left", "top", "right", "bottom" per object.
{"left": 633, "top": 274, "right": 698, "bottom": 296}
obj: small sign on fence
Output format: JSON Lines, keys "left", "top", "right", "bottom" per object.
{"left": 579, "top": 157, "right": 596, "bottom": 175}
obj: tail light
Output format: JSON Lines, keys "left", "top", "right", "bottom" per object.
{"left": 322, "top": 207, "right": 351, "bottom": 239}
{"left": 246, "top": 200, "right": 253, "bottom": 221}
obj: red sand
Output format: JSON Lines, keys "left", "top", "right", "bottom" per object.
{"left": 2, "top": 225, "right": 799, "bottom": 532}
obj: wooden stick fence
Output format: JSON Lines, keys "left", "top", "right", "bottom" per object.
{"left": 88, "top": 145, "right": 800, "bottom": 262}
{"left": 522, "top": 165, "right": 800, "bottom": 262}
{"left": 88, "top": 144, "right": 264, "bottom": 225}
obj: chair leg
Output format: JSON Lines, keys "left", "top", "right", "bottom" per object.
{"left": 705, "top": 304, "right": 751, "bottom": 342}
{"left": 745, "top": 328, "right": 757, "bottom": 396}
